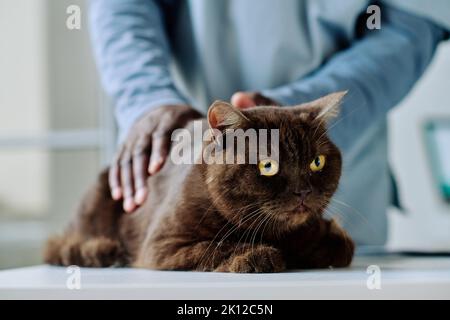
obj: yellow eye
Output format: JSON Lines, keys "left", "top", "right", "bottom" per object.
{"left": 310, "top": 155, "right": 326, "bottom": 172}
{"left": 258, "top": 159, "right": 279, "bottom": 176}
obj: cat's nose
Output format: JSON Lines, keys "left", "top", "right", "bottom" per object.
{"left": 293, "top": 189, "right": 312, "bottom": 201}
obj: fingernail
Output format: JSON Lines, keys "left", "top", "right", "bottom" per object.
{"left": 149, "top": 158, "right": 163, "bottom": 174}
{"left": 123, "top": 198, "right": 135, "bottom": 213}
{"left": 134, "top": 188, "right": 147, "bottom": 205}
{"left": 111, "top": 188, "right": 122, "bottom": 200}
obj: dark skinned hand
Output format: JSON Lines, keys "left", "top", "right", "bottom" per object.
{"left": 231, "top": 91, "right": 280, "bottom": 109}
{"left": 109, "top": 104, "right": 202, "bottom": 212}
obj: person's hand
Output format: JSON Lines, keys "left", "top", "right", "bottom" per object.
{"left": 231, "top": 92, "right": 280, "bottom": 109}
{"left": 110, "top": 104, "right": 202, "bottom": 213}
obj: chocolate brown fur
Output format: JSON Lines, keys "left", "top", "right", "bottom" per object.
{"left": 44, "top": 92, "right": 354, "bottom": 272}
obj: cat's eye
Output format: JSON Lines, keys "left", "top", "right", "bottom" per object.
{"left": 310, "top": 155, "right": 326, "bottom": 172}
{"left": 258, "top": 159, "right": 279, "bottom": 176}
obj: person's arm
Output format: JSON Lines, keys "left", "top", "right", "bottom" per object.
{"left": 89, "top": 0, "right": 201, "bottom": 212}
{"left": 89, "top": 0, "right": 188, "bottom": 140}
{"left": 258, "top": 4, "right": 448, "bottom": 151}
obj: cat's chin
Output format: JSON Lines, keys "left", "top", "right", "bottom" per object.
{"left": 276, "top": 209, "right": 311, "bottom": 228}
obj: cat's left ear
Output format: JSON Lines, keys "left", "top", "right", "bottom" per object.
{"left": 208, "top": 100, "right": 249, "bottom": 130}
{"left": 299, "top": 91, "right": 348, "bottom": 124}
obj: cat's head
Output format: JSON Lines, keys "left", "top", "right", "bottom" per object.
{"left": 204, "top": 91, "right": 346, "bottom": 231}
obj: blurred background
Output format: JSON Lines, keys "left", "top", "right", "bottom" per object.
{"left": 0, "top": 0, "right": 449, "bottom": 269}
{"left": 0, "top": 0, "right": 115, "bottom": 269}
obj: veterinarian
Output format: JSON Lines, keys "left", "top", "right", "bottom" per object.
{"left": 88, "top": 0, "right": 449, "bottom": 245}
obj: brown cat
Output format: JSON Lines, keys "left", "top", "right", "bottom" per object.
{"left": 44, "top": 91, "right": 354, "bottom": 272}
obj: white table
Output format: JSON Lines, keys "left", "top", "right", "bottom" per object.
{"left": 1, "top": 255, "right": 449, "bottom": 299}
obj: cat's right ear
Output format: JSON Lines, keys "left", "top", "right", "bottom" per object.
{"left": 207, "top": 100, "right": 249, "bottom": 131}
{"left": 294, "top": 91, "right": 347, "bottom": 125}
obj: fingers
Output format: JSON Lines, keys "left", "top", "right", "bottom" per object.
{"left": 120, "top": 151, "right": 136, "bottom": 213}
{"left": 108, "top": 129, "right": 170, "bottom": 213}
{"left": 148, "top": 131, "right": 170, "bottom": 175}
{"left": 108, "top": 145, "right": 141, "bottom": 212}
{"left": 109, "top": 127, "right": 169, "bottom": 213}
{"left": 109, "top": 139, "right": 150, "bottom": 212}
{"left": 231, "top": 92, "right": 256, "bottom": 109}
{"left": 109, "top": 149, "right": 123, "bottom": 200}
{"left": 231, "top": 92, "right": 281, "bottom": 109}
{"left": 107, "top": 104, "right": 199, "bottom": 214}
{"left": 132, "top": 136, "right": 150, "bottom": 206}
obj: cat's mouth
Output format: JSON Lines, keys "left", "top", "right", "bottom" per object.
{"left": 285, "top": 203, "right": 311, "bottom": 215}
{"left": 277, "top": 205, "right": 311, "bottom": 227}
{"left": 297, "top": 203, "right": 309, "bottom": 214}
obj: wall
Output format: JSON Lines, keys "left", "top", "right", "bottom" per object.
{"left": 0, "top": 0, "right": 106, "bottom": 269}
{"left": 0, "top": 0, "right": 49, "bottom": 218}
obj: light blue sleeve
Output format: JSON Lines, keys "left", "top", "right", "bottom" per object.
{"left": 262, "top": 4, "right": 448, "bottom": 152}
{"left": 88, "top": 0, "right": 188, "bottom": 140}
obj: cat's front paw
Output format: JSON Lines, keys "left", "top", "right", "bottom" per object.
{"left": 327, "top": 222, "right": 354, "bottom": 268}
{"left": 312, "top": 221, "right": 355, "bottom": 268}
{"left": 219, "top": 246, "right": 285, "bottom": 273}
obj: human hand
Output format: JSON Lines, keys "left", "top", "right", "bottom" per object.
{"left": 231, "top": 92, "right": 280, "bottom": 109}
{"left": 109, "top": 104, "right": 202, "bottom": 212}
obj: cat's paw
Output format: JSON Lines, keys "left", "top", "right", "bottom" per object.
{"left": 80, "top": 237, "right": 127, "bottom": 267}
{"left": 44, "top": 234, "right": 127, "bottom": 267}
{"left": 312, "top": 221, "right": 355, "bottom": 268}
{"left": 222, "top": 246, "right": 285, "bottom": 273}
{"left": 327, "top": 221, "right": 354, "bottom": 268}
{"left": 328, "top": 233, "right": 354, "bottom": 268}
{"left": 44, "top": 234, "right": 84, "bottom": 266}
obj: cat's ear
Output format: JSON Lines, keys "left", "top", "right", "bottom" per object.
{"left": 208, "top": 100, "right": 249, "bottom": 130}
{"left": 297, "top": 91, "right": 347, "bottom": 124}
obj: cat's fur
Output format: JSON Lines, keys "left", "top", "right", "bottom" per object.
{"left": 44, "top": 92, "right": 354, "bottom": 272}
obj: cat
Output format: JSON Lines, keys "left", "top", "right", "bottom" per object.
{"left": 44, "top": 91, "right": 354, "bottom": 272}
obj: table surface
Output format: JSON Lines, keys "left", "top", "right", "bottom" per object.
{"left": 1, "top": 255, "right": 449, "bottom": 299}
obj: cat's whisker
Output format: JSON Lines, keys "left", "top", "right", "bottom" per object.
{"left": 200, "top": 204, "right": 265, "bottom": 269}
{"left": 231, "top": 208, "right": 267, "bottom": 258}
{"left": 259, "top": 208, "right": 278, "bottom": 245}
{"left": 195, "top": 188, "right": 238, "bottom": 230}
{"left": 328, "top": 199, "right": 364, "bottom": 223}
{"left": 249, "top": 209, "right": 273, "bottom": 256}
{"left": 216, "top": 206, "right": 262, "bottom": 247}
{"left": 318, "top": 197, "right": 378, "bottom": 241}
{"left": 259, "top": 210, "right": 273, "bottom": 244}
{"left": 324, "top": 208, "right": 355, "bottom": 231}
{"left": 197, "top": 210, "right": 245, "bottom": 268}
{"left": 196, "top": 197, "right": 244, "bottom": 268}
{"left": 329, "top": 198, "right": 379, "bottom": 237}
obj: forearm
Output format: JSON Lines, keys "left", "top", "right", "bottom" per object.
{"left": 262, "top": 4, "right": 447, "bottom": 151}
{"left": 89, "top": 0, "right": 188, "bottom": 140}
